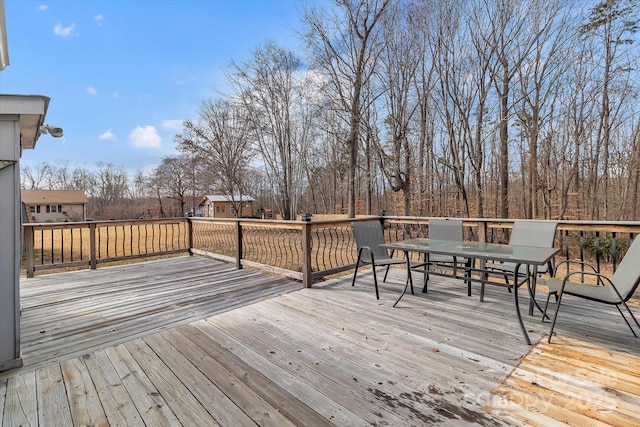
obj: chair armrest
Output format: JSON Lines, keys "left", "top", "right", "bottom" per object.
{"left": 560, "top": 270, "right": 612, "bottom": 288}
{"left": 557, "top": 270, "right": 629, "bottom": 302}
{"left": 555, "top": 259, "right": 599, "bottom": 274}
{"left": 554, "top": 259, "right": 602, "bottom": 283}
{"left": 358, "top": 246, "right": 372, "bottom": 260}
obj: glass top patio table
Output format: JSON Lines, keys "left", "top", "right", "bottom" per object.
{"left": 381, "top": 239, "right": 559, "bottom": 345}
{"left": 383, "top": 238, "right": 558, "bottom": 264}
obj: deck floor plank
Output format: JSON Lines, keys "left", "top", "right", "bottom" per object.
{"left": 82, "top": 350, "right": 145, "bottom": 427}
{"left": 190, "top": 318, "right": 366, "bottom": 426}
{"left": 122, "top": 338, "right": 220, "bottom": 427}
{"left": 278, "top": 284, "right": 531, "bottom": 363}
{"left": 199, "top": 313, "right": 419, "bottom": 426}
{"left": 1, "top": 257, "right": 638, "bottom": 426}
{"left": 60, "top": 357, "right": 108, "bottom": 427}
{"left": 0, "top": 379, "right": 5, "bottom": 424}
{"left": 104, "top": 344, "right": 181, "bottom": 426}
{"left": 3, "top": 371, "right": 37, "bottom": 427}
{"left": 35, "top": 364, "right": 73, "bottom": 426}
{"left": 178, "top": 323, "right": 336, "bottom": 427}
{"left": 142, "top": 333, "right": 257, "bottom": 427}
{"left": 158, "top": 328, "right": 297, "bottom": 427}
{"left": 507, "top": 365, "right": 638, "bottom": 425}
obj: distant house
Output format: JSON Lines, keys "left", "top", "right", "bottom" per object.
{"left": 199, "top": 195, "right": 256, "bottom": 218}
{"left": 21, "top": 190, "right": 88, "bottom": 223}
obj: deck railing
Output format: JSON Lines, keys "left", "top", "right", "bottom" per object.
{"left": 23, "top": 216, "right": 640, "bottom": 288}
{"left": 22, "top": 218, "right": 190, "bottom": 277}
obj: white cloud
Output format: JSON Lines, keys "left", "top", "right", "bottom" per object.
{"left": 99, "top": 129, "right": 117, "bottom": 141}
{"left": 161, "top": 119, "right": 184, "bottom": 132}
{"left": 86, "top": 86, "right": 97, "bottom": 95}
{"left": 129, "top": 125, "right": 161, "bottom": 148}
{"left": 111, "top": 91, "right": 120, "bottom": 98}
{"left": 39, "top": 5, "right": 48, "bottom": 11}
{"left": 53, "top": 23, "right": 77, "bottom": 37}
{"left": 94, "top": 14, "right": 104, "bottom": 26}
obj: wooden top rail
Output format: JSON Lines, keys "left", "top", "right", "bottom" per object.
{"left": 22, "top": 218, "right": 189, "bottom": 235}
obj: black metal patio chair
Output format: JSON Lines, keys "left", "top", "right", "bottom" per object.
{"left": 422, "top": 218, "right": 473, "bottom": 295}
{"left": 482, "top": 220, "right": 558, "bottom": 301}
{"left": 351, "top": 221, "right": 411, "bottom": 300}
{"left": 543, "top": 236, "right": 640, "bottom": 343}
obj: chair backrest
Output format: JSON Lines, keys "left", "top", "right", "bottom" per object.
{"left": 510, "top": 220, "right": 558, "bottom": 248}
{"left": 351, "top": 221, "right": 392, "bottom": 263}
{"left": 611, "top": 237, "right": 640, "bottom": 301}
{"left": 428, "top": 218, "right": 463, "bottom": 242}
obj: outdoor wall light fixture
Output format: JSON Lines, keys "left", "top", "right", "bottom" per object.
{"left": 39, "top": 124, "right": 64, "bottom": 138}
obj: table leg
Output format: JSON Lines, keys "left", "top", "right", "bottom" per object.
{"left": 525, "top": 266, "right": 550, "bottom": 319}
{"left": 480, "top": 259, "right": 487, "bottom": 302}
{"left": 393, "top": 250, "right": 414, "bottom": 308}
{"left": 528, "top": 265, "right": 538, "bottom": 316}
{"left": 513, "top": 263, "right": 531, "bottom": 345}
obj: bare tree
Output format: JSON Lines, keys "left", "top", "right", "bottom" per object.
{"left": 629, "top": 117, "right": 640, "bottom": 219}
{"left": 513, "top": 1, "right": 571, "bottom": 218}
{"left": 580, "top": 0, "right": 638, "bottom": 219}
{"left": 476, "top": 0, "right": 548, "bottom": 218}
{"left": 429, "top": 0, "right": 472, "bottom": 217}
{"left": 227, "top": 42, "right": 312, "bottom": 220}
{"left": 151, "top": 155, "right": 197, "bottom": 216}
{"left": 302, "top": 0, "right": 391, "bottom": 218}
{"left": 377, "top": 0, "right": 422, "bottom": 215}
{"left": 70, "top": 166, "right": 97, "bottom": 197}
{"left": 306, "top": 106, "right": 351, "bottom": 214}
{"left": 177, "top": 98, "right": 255, "bottom": 216}
{"left": 21, "top": 163, "right": 51, "bottom": 189}
{"left": 411, "top": 1, "right": 437, "bottom": 217}
{"left": 94, "top": 162, "right": 129, "bottom": 217}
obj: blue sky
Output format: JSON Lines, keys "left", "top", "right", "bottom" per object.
{"left": 2, "top": 0, "right": 312, "bottom": 176}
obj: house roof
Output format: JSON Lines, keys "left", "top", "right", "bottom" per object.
{"left": 21, "top": 190, "right": 88, "bottom": 204}
{"left": 202, "top": 195, "right": 256, "bottom": 203}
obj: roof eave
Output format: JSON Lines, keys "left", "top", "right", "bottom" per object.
{"left": 0, "top": 94, "right": 51, "bottom": 150}
{"left": 0, "top": 0, "right": 9, "bottom": 71}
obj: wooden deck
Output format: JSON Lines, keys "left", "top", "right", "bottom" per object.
{"left": 1, "top": 257, "right": 639, "bottom": 426}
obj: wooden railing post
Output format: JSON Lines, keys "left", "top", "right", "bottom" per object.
{"left": 477, "top": 220, "right": 487, "bottom": 244}
{"left": 235, "top": 220, "right": 243, "bottom": 270}
{"left": 24, "top": 225, "right": 34, "bottom": 278}
{"left": 187, "top": 218, "right": 194, "bottom": 256}
{"left": 301, "top": 213, "right": 313, "bottom": 288}
{"left": 89, "top": 222, "right": 97, "bottom": 270}
{"left": 378, "top": 209, "right": 387, "bottom": 229}
{"left": 378, "top": 210, "right": 389, "bottom": 241}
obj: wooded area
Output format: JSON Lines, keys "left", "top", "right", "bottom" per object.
{"left": 22, "top": 0, "right": 639, "bottom": 221}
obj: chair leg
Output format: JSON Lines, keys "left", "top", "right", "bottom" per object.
{"left": 383, "top": 264, "right": 391, "bottom": 282}
{"left": 465, "top": 259, "right": 472, "bottom": 296}
{"left": 541, "top": 292, "right": 555, "bottom": 322}
{"left": 616, "top": 303, "right": 640, "bottom": 338}
{"left": 352, "top": 250, "right": 363, "bottom": 287}
{"left": 372, "top": 266, "right": 380, "bottom": 300}
{"left": 422, "top": 254, "right": 430, "bottom": 293}
{"left": 547, "top": 290, "right": 565, "bottom": 343}
{"left": 422, "top": 264, "right": 429, "bottom": 293}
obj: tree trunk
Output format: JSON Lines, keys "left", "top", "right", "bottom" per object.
{"left": 499, "top": 63, "right": 510, "bottom": 219}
